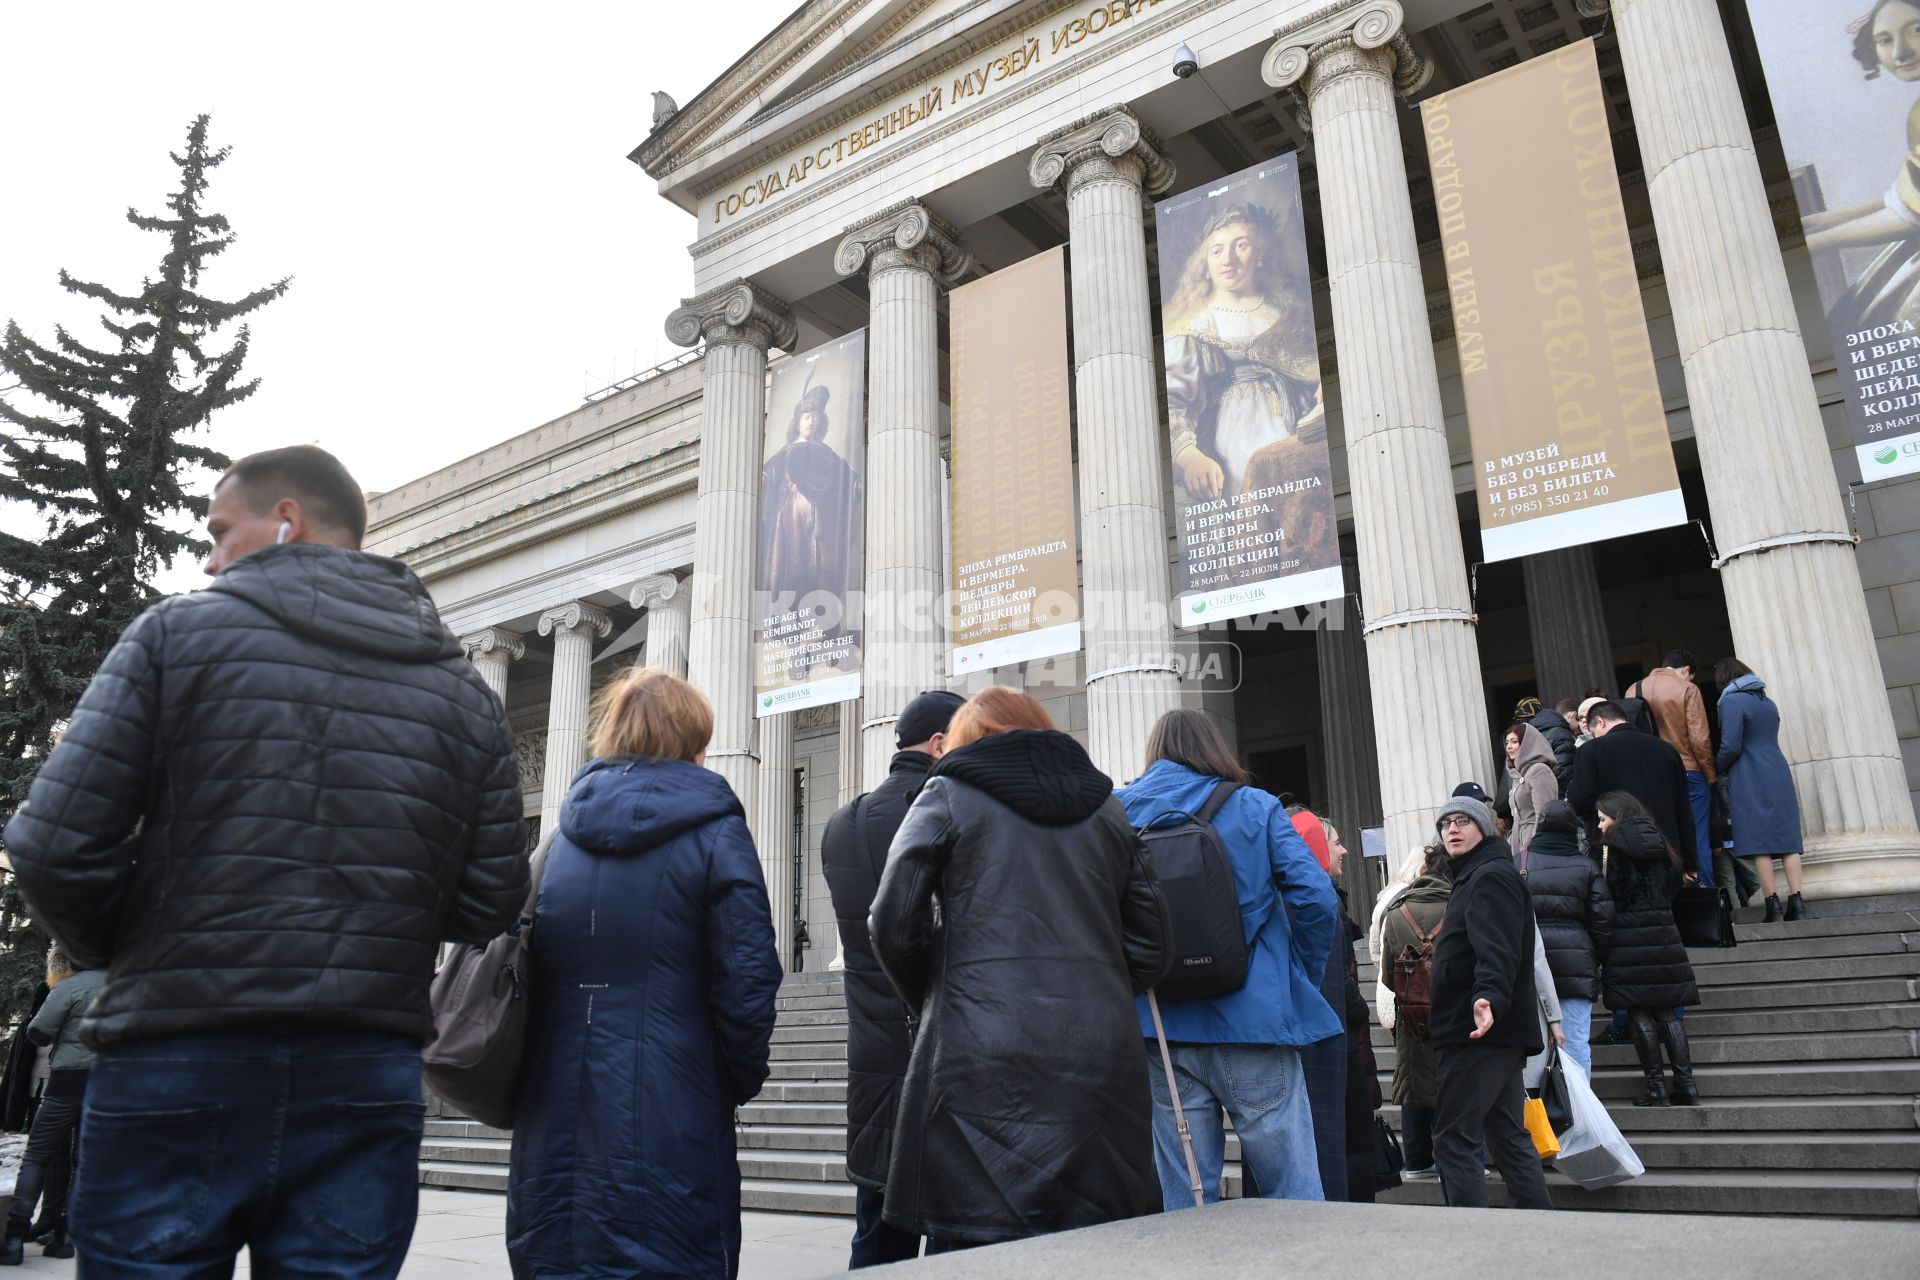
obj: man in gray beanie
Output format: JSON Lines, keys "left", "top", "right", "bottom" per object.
{"left": 1426, "top": 792, "right": 1553, "bottom": 1211}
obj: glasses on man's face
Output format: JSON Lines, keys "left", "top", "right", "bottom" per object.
{"left": 1439, "top": 815, "right": 1476, "bottom": 832}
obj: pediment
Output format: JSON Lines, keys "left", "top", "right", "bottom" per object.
{"left": 635, "top": 0, "right": 1053, "bottom": 193}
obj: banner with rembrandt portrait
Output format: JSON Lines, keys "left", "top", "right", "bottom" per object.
{"left": 754, "top": 329, "right": 866, "bottom": 716}
{"left": 1749, "top": 2, "right": 1920, "bottom": 481}
{"left": 1152, "top": 154, "right": 1342, "bottom": 627}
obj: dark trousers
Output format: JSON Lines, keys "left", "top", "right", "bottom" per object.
{"left": 1432, "top": 1045, "right": 1552, "bottom": 1211}
{"left": 849, "top": 1185, "right": 920, "bottom": 1269}
{"left": 1400, "top": 1103, "right": 1434, "bottom": 1171}
{"left": 72, "top": 1030, "right": 425, "bottom": 1279}
{"left": 7, "top": 1075, "right": 85, "bottom": 1238}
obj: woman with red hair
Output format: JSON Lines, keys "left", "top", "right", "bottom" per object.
{"left": 869, "top": 686, "right": 1171, "bottom": 1249}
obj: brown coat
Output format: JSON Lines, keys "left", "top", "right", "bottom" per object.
{"left": 1631, "top": 667, "right": 1716, "bottom": 782}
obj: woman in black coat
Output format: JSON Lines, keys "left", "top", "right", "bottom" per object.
{"left": 1598, "top": 791, "right": 1701, "bottom": 1108}
{"left": 870, "top": 686, "right": 1172, "bottom": 1247}
{"left": 508, "top": 669, "right": 782, "bottom": 1280}
{"left": 1522, "top": 801, "right": 1614, "bottom": 1079}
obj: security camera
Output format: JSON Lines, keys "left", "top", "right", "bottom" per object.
{"left": 1172, "top": 41, "right": 1199, "bottom": 78}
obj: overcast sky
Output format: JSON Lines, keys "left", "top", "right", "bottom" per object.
{"left": 1, "top": 0, "right": 798, "bottom": 584}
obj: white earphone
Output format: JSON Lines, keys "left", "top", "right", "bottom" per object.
{"left": 276, "top": 520, "right": 292, "bottom": 545}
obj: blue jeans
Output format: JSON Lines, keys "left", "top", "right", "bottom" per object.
{"left": 1559, "top": 997, "right": 1593, "bottom": 1079}
{"left": 849, "top": 1185, "right": 920, "bottom": 1268}
{"left": 72, "top": 1030, "right": 425, "bottom": 1279}
{"left": 1687, "top": 771, "right": 1714, "bottom": 885}
{"left": 1144, "top": 1042, "right": 1323, "bottom": 1207}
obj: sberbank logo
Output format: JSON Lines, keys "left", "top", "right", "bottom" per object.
{"left": 1190, "top": 601, "right": 1207, "bottom": 615}
{"left": 762, "top": 695, "right": 774, "bottom": 709}
{"left": 762, "top": 687, "right": 811, "bottom": 709}
{"left": 1876, "top": 445, "right": 1899, "bottom": 466}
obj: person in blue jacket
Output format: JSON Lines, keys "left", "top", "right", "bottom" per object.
{"left": 507, "top": 668, "right": 782, "bottom": 1280}
{"left": 1713, "top": 657, "right": 1809, "bottom": 921}
{"left": 1118, "top": 709, "right": 1341, "bottom": 1206}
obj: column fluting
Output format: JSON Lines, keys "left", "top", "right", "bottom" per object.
{"left": 537, "top": 601, "right": 612, "bottom": 830}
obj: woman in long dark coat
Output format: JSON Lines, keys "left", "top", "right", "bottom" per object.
{"left": 1714, "top": 657, "right": 1807, "bottom": 922}
{"left": 1598, "top": 791, "right": 1701, "bottom": 1109}
{"left": 508, "top": 669, "right": 782, "bottom": 1280}
{"left": 870, "top": 686, "right": 1171, "bottom": 1248}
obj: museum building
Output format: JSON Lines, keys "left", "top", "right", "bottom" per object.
{"left": 364, "top": 0, "right": 1920, "bottom": 970}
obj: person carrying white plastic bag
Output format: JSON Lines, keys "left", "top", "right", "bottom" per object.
{"left": 1553, "top": 1055, "right": 1646, "bottom": 1190}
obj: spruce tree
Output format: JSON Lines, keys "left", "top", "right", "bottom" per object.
{"left": 0, "top": 115, "right": 287, "bottom": 1021}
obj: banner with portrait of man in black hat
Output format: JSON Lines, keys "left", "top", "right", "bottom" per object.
{"left": 755, "top": 329, "right": 867, "bottom": 716}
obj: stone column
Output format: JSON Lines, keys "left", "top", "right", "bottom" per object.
{"left": 1316, "top": 585, "right": 1384, "bottom": 832}
{"left": 537, "top": 601, "right": 612, "bottom": 829}
{"left": 460, "top": 627, "right": 525, "bottom": 705}
{"left": 1523, "top": 545, "right": 1615, "bottom": 702}
{"left": 1029, "top": 106, "right": 1182, "bottom": 784}
{"left": 837, "top": 201, "right": 972, "bottom": 791}
{"left": 1581, "top": 0, "right": 1920, "bottom": 894}
{"left": 666, "top": 280, "right": 797, "bottom": 817}
{"left": 758, "top": 712, "right": 796, "bottom": 970}
{"left": 828, "top": 697, "right": 863, "bottom": 973}
{"left": 1265, "top": 4, "right": 1492, "bottom": 858}
{"left": 630, "top": 572, "right": 691, "bottom": 677}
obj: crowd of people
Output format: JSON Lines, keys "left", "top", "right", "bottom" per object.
{"left": 0, "top": 443, "right": 1810, "bottom": 1277}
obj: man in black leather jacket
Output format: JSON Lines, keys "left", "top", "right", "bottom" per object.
{"left": 820, "top": 690, "right": 962, "bottom": 1269}
{"left": 3, "top": 446, "right": 527, "bottom": 1278}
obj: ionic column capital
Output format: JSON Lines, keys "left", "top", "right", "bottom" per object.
{"left": 665, "top": 278, "right": 797, "bottom": 352}
{"left": 628, "top": 572, "right": 687, "bottom": 612}
{"left": 1028, "top": 105, "right": 1175, "bottom": 200}
{"left": 538, "top": 600, "right": 613, "bottom": 640}
{"left": 459, "top": 626, "right": 526, "bottom": 663}
{"left": 1262, "top": 0, "right": 1431, "bottom": 103}
{"left": 835, "top": 200, "right": 973, "bottom": 285}
{"left": 1573, "top": 0, "right": 1610, "bottom": 16}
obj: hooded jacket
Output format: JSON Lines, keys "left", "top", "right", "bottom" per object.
{"left": 1600, "top": 815, "right": 1700, "bottom": 1012}
{"left": 1526, "top": 706, "right": 1577, "bottom": 794}
{"left": 508, "top": 756, "right": 781, "bottom": 1280}
{"left": 1506, "top": 724, "right": 1560, "bottom": 856}
{"left": 1117, "top": 760, "right": 1340, "bottom": 1048}
{"left": 1523, "top": 830, "right": 1614, "bottom": 1002}
{"left": 3, "top": 544, "right": 528, "bottom": 1049}
{"left": 1714, "top": 673, "right": 1804, "bottom": 858}
{"left": 870, "top": 729, "right": 1171, "bottom": 1244}
{"left": 820, "top": 748, "right": 935, "bottom": 1190}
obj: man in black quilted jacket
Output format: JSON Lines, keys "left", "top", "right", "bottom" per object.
{"left": 2, "top": 445, "right": 527, "bottom": 1278}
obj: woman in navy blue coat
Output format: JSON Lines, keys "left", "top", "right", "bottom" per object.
{"left": 507, "top": 668, "right": 782, "bottom": 1280}
{"left": 1713, "top": 657, "right": 1807, "bottom": 922}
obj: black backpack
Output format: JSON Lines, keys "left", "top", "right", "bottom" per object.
{"left": 1138, "top": 781, "right": 1248, "bottom": 1002}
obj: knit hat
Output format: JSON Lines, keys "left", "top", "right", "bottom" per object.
{"left": 1538, "top": 799, "right": 1579, "bottom": 836}
{"left": 1513, "top": 696, "right": 1545, "bottom": 721}
{"left": 896, "top": 690, "right": 965, "bottom": 749}
{"left": 1290, "top": 810, "right": 1334, "bottom": 874}
{"left": 1435, "top": 795, "right": 1497, "bottom": 840}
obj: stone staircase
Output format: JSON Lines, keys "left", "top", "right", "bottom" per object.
{"left": 418, "top": 894, "right": 1920, "bottom": 1218}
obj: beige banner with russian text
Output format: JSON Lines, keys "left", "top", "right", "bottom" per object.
{"left": 948, "top": 247, "right": 1081, "bottom": 675}
{"left": 1422, "top": 39, "right": 1685, "bottom": 562}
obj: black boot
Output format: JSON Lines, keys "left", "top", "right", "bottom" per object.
{"left": 1630, "top": 1014, "right": 1668, "bottom": 1106}
{"left": 1784, "top": 893, "right": 1809, "bottom": 922}
{"left": 1660, "top": 1018, "right": 1700, "bottom": 1105}
{"left": 1762, "top": 894, "right": 1782, "bottom": 923}
{"left": 0, "top": 1234, "right": 22, "bottom": 1267}
{"left": 40, "top": 1231, "right": 72, "bottom": 1260}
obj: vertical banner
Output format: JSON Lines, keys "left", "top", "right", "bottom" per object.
{"left": 754, "top": 329, "right": 866, "bottom": 716}
{"left": 1421, "top": 39, "right": 1687, "bottom": 562}
{"left": 1153, "top": 153, "right": 1342, "bottom": 626}
{"left": 948, "top": 247, "right": 1081, "bottom": 674}
{"left": 1750, "top": 3, "right": 1920, "bottom": 481}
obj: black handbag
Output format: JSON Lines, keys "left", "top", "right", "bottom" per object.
{"left": 1539, "top": 1041, "right": 1575, "bottom": 1134}
{"left": 1673, "top": 884, "right": 1737, "bottom": 949}
{"left": 1372, "top": 1115, "right": 1405, "bottom": 1189}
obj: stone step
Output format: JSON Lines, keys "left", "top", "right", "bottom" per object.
{"left": 419, "top": 1160, "right": 507, "bottom": 1193}
{"left": 1732, "top": 892, "right": 1920, "bottom": 921}
{"left": 1692, "top": 976, "right": 1917, "bottom": 1012}
{"left": 756, "top": 1080, "right": 847, "bottom": 1103}
{"left": 736, "top": 1124, "right": 846, "bottom": 1153}
{"left": 1376, "top": 1169, "right": 1920, "bottom": 1217}
{"left": 420, "top": 1137, "right": 512, "bottom": 1166}
{"left": 768, "top": 1059, "right": 850, "bottom": 1082}
{"left": 1728, "top": 911, "right": 1920, "bottom": 940}
{"left": 775, "top": 1008, "right": 853, "bottom": 1028}
{"left": 1361, "top": 949, "right": 1920, "bottom": 990}
{"left": 1376, "top": 1029, "right": 1918, "bottom": 1075}
{"left": 776, "top": 994, "right": 848, "bottom": 1013}
{"left": 771, "top": 1040, "right": 848, "bottom": 1061}
{"left": 739, "top": 1102, "right": 846, "bottom": 1126}
{"left": 1380, "top": 1058, "right": 1920, "bottom": 1100}
{"left": 422, "top": 1119, "right": 511, "bottom": 1141}
{"left": 773, "top": 1022, "right": 853, "bottom": 1044}
{"left": 740, "top": 1177, "right": 856, "bottom": 1216}
{"left": 737, "top": 1149, "right": 847, "bottom": 1183}
{"left": 1685, "top": 933, "right": 1917, "bottom": 964}
{"left": 1625, "top": 1132, "right": 1920, "bottom": 1172}
{"left": 1363, "top": 1002, "right": 1920, "bottom": 1050}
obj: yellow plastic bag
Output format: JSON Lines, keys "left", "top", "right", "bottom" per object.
{"left": 1524, "top": 1096, "right": 1561, "bottom": 1158}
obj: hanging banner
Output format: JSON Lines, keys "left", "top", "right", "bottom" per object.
{"left": 1421, "top": 39, "right": 1687, "bottom": 562}
{"left": 948, "top": 247, "right": 1081, "bottom": 674}
{"left": 1749, "top": 4, "right": 1920, "bottom": 481}
{"left": 1153, "top": 153, "right": 1342, "bottom": 626}
{"left": 754, "top": 329, "right": 866, "bottom": 716}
